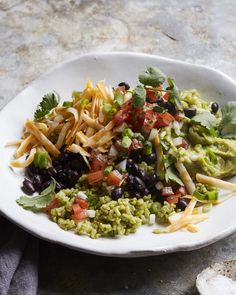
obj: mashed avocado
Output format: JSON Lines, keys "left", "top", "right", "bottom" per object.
{"left": 179, "top": 125, "right": 236, "bottom": 178}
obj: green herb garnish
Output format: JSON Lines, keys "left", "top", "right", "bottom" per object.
{"left": 132, "top": 85, "right": 146, "bottom": 109}
{"left": 34, "top": 92, "right": 59, "bottom": 121}
{"left": 192, "top": 111, "right": 217, "bottom": 130}
{"left": 63, "top": 101, "right": 73, "bottom": 108}
{"left": 16, "top": 179, "right": 56, "bottom": 211}
{"left": 139, "top": 67, "right": 165, "bottom": 87}
{"left": 219, "top": 101, "right": 236, "bottom": 138}
{"left": 167, "top": 78, "right": 182, "bottom": 110}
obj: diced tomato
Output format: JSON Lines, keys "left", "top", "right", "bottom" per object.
{"left": 155, "top": 112, "right": 175, "bottom": 128}
{"left": 87, "top": 170, "right": 104, "bottom": 185}
{"left": 163, "top": 91, "right": 170, "bottom": 101}
{"left": 42, "top": 198, "right": 58, "bottom": 214}
{"left": 90, "top": 151, "right": 107, "bottom": 172}
{"left": 161, "top": 186, "right": 174, "bottom": 197}
{"left": 75, "top": 198, "right": 89, "bottom": 209}
{"left": 146, "top": 89, "right": 158, "bottom": 103}
{"left": 174, "top": 111, "right": 185, "bottom": 121}
{"left": 175, "top": 186, "right": 187, "bottom": 196}
{"left": 113, "top": 99, "right": 132, "bottom": 125}
{"left": 107, "top": 170, "right": 123, "bottom": 186}
{"left": 141, "top": 109, "right": 157, "bottom": 134}
{"left": 72, "top": 204, "right": 82, "bottom": 215}
{"left": 72, "top": 209, "right": 88, "bottom": 221}
{"left": 166, "top": 194, "right": 180, "bottom": 204}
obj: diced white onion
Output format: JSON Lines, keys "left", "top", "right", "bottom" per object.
{"left": 190, "top": 155, "right": 199, "bottom": 161}
{"left": 149, "top": 214, "right": 156, "bottom": 225}
{"left": 148, "top": 128, "right": 158, "bottom": 141}
{"left": 173, "top": 137, "right": 183, "bottom": 147}
{"left": 77, "top": 192, "right": 88, "bottom": 200}
{"left": 173, "top": 121, "right": 181, "bottom": 136}
{"left": 108, "top": 145, "right": 118, "bottom": 157}
{"left": 160, "top": 131, "right": 167, "bottom": 139}
{"left": 87, "top": 210, "right": 96, "bottom": 218}
{"left": 155, "top": 181, "right": 163, "bottom": 190}
{"left": 124, "top": 92, "right": 132, "bottom": 102}
{"left": 116, "top": 159, "right": 127, "bottom": 171}
{"left": 113, "top": 122, "right": 127, "bottom": 133}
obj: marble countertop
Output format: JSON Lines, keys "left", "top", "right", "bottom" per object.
{"left": 1, "top": 0, "right": 236, "bottom": 294}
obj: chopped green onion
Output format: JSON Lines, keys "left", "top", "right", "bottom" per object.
{"left": 193, "top": 190, "right": 205, "bottom": 200}
{"left": 81, "top": 98, "right": 90, "bottom": 107}
{"left": 122, "top": 128, "right": 134, "bottom": 138}
{"left": 114, "top": 92, "right": 124, "bottom": 106}
{"left": 143, "top": 141, "right": 153, "bottom": 155}
{"left": 133, "top": 132, "right": 145, "bottom": 142}
{"left": 34, "top": 151, "right": 49, "bottom": 169}
{"left": 121, "top": 136, "right": 132, "bottom": 148}
{"left": 72, "top": 91, "right": 82, "bottom": 100}
{"left": 103, "top": 103, "right": 112, "bottom": 114}
{"left": 206, "top": 190, "right": 218, "bottom": 201}
{"left": 104, "top": 166, "right": 113, "bottom": 176}
{"left": 63, "top": 101, "right": 73, "bottom": 108}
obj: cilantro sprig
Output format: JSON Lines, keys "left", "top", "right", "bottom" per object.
{"left": 219, "top": 101, "right": 236, "bottom": 138}
{"left": 34, "top": 92, "right": 59, "bottom": 121}
{"left": 138, "top": 66, "right": 166, "bottom": 87}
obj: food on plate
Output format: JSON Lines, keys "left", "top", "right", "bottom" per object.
{"left": 8, "top": 66, "right": 236, "bottom": 238}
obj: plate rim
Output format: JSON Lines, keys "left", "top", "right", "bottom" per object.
{"left": 1, "top": 51, "right": 236, "bottom": 257}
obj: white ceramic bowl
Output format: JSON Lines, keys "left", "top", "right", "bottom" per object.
{"left": 1, "top": 52, "right": 236, "bottom": 257}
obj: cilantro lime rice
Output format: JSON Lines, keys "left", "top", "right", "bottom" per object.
{"left": 9, "top": 67, "right": 236, "bottom": 238}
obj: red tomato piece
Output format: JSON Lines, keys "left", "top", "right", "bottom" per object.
{"left": 161, "top": 186, "right": 174, "bottom": 197}
{"left": 90, "top": 151, "right": 107, "bottom": 172}
{"left": 141, "top": 109, "right": 157, "bottom": 134}
{"left": 174, "top": 111, "right": 185, "bottom": 121}
{"left": 113, "top": 100, "right": 132, "bottom": 125}
{"left": 42, "top": 198, "right": 58, "bottom": 214}
{"left": 72, "top": 208, "right": 88, "bottom": 221}
{"left": 87, "top": 170, "right": 104, "bottom": 185}
{"left": 146, "top": 89, "right": 158, "bottom": 103}
{"left": 166, "top": 194, "right": 180, "bottom": 204}
{"left": 75, "top": 198, "right": 89, "bottom": 209}
{"left": 163, "top": 92, "right": 170, "bottom": 101}
{"left": 155, "top": 112, "right": 175, "bottom": 128}
{"left": 107, "top": 170, "right": 123, "bottom": 186}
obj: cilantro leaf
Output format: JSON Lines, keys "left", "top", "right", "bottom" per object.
{"left": 132, "top": 85, "right": 146, "bottom": 109}
{"left": 192, "top": 111, "right": 217, "bottom": 130}
{"left": 167, "top": 78, "right": 183, "bottom": 110}
{"left": 34, "top": 92, "right": 59, "bottom": 121}
{"left": 16, "top": 179, "right": 56, "bottom": 211}
{"left": 139, "top": 67, "right": 165, "bottom": 87}
{"left": 165, "top": 166, "right": 184, "bottom": 186}
{"left": 153, "top": 105, "right": 164, "bottom": 113}
{"left": 219, "top": 101, "right": 236, "bottom": 138}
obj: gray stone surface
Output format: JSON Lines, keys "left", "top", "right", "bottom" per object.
{"left": 1, "top": 0, "right": 236, "bottom": 294}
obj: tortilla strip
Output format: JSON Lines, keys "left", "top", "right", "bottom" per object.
{"left": 5, "top": 139, "right": 23, "bottom": 147}
{"left": 14, "top": 134, "right": 35, "bottom": 159}
{"left": 81, "top": 111, "right": 103, "bottom": 130}
{"left": 11, "top": 148, "right": 36, "bottom": 168}
{"left": 25, "top": 120, "right": 60, "bottom": 157}
{"left": 196, "top": 173, "right": 236, "bottom": 192}
{"left": 55, "top": 121, "right": 71, "bottom": 149}
{"left": 84, "top": 121, "right": 115, "bottom": 146}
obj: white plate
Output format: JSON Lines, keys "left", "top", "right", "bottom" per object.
{"left": 1, "top": 52, "right": 236, "bottom": 257}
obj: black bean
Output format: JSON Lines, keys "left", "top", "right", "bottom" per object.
{"left": 55, "top": 181, "right": 66, "bottom": 192}
{"left": 57, "top": 170, "right": 67, "bottom": 182}
{"left": 143, "top": 152, "right": 156, "bottom": 165}
{"left": 137, "top": 170, "right": 148, "bottom": 181}
{"left": 130, "top": 149, "right": 143, "bottom": 163}
{"left": 143, "top": 188, "right": 150, "bottom": 196}
{"left": 22, "top": 179, "right": 35, "bottom": 195}
{"left": 58, "top": 152, "right": 71, "bottom": 163}
{"left": 52, "top": 160, "right": 63, "bottom": 171}
{"left": 145, "top": 173, "right": 158, "bottom": 188}
{"left": 177, "top": 198, "right": 188, "bottom": 211}
{"left": 184, "top": 108, "right": 196, "bottom": 118}
{"left": 211, "top": 102, "right": 219, "bottom": 114}
{"left": 26, "top": 164, "right": 39, "bottom": 179}
{"left": 47, "top": 167, "right": 57, "bottom": 177}
{"left": 111, "top": 187, "right": 123, "bottom": 200}
{"left": 39, "top": 180, "right": 52, "bottom": 192}
{"left": 133, "top": 176, "right": 146, "bottom": 193}
{"left": 70, "top": 158, "right": 85, "bottom": 171}
{"left": 125, "top": 175, "right": 135, "bottom": 192}
{"left": 32, "top": 174, "right": 43, "bottom": 190}
{"left": 165, "top": 102, "right": 176, "bottom": 115}
{"left": 126, "top": 158, "right": 134, "bottom": 172}
{"left": 131, "top": 192, "right": 142, "bottom": 199}
{"left": 118, "top": 82, "right": 130, "bottom": 90}
{"left": 67, "top": 170, "right": 79, "bottom": 186}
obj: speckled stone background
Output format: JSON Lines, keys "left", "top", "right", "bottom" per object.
{"left": 1, "top": 0, "right": 236, "bottom": 294}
